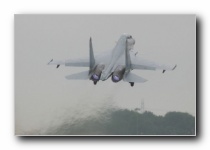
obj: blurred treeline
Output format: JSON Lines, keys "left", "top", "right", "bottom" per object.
{"left": 47, "top": 109, "right": 195, "bottom": 135}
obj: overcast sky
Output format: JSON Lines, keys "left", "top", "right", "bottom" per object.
{"left": 15, "top": 15, "right": 195, "bottom": 134}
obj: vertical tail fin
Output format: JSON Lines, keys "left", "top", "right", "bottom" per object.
{"left": 125, "top": 39, "right": 131, "bottom": 70}
{"left": 89, "top": 37, "right": 95, "bottom": 70}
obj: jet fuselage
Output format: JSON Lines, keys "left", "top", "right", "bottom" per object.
{"left": 100, "top": 34, "right": 135, "bottom": 81}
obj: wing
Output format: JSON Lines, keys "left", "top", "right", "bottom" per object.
{"left": 130, "top": 54, "right": 177, "bottom": 72}
{"left": 65, "top": 58, "right": 89, "bottom": 67}
{"left": 48, "top": 58, "right": 89, "bottom": 68}
{"left": 48, "top": 54, "right": 111, "bottom": 68}
{"left": 47, "top": 59, "right": 65, "bottom": 68}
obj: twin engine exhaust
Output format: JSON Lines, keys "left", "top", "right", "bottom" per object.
{"left": 90, "top": 64, "right": 126, "bottom": 83}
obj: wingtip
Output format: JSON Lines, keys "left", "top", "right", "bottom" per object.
{"left": 172, "top": 64, "right": 177, "bottom": 70}
{"left": 47, "top": 59, "right": 53, "bottom": 65}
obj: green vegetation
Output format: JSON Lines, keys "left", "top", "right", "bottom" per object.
{"left": 47, "top": 109, "right": 195, "bottom": 135}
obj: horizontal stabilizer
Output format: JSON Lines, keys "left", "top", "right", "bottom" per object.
{"left": 65, "top": 71, "right": 89, "bottom": 80}
{"left": 123, "top": 72, "right": 147, "bottom": 83}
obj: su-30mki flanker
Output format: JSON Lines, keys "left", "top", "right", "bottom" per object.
{"left": 48, "top": 34, "right": 176, "bottom": 87}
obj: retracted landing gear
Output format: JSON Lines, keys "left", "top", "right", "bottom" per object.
{"left": 129, "top": 82, "right": 134, "bottom": 87}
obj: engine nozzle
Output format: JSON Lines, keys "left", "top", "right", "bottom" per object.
{"left": 90, "top": 64, "right": 105, "bottom": 81}
{"left": 112, "top": 75, "right": 120, "bottom": 82}
{"left": 91, "top": 74, "right": 100, "bottom": 81}
{"left": 111, "top": 65, "right": 125, "bottom": 83}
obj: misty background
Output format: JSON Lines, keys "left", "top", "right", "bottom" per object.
{"left": 15, "top": 15, "right": 195, "bottom": 135}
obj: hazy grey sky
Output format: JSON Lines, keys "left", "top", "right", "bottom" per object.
{"left": 15, "top": 15, "right": 195, "bottom": 134}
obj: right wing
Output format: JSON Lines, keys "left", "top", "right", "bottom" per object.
{"left": 130, "top": 54, "right": 177, "bottom": 72}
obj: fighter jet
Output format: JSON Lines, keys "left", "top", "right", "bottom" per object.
{"left": 48, "top": 34, "right": 176, "bottom": 87}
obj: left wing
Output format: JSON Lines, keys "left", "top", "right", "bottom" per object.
{"left": 48, "top": 59, "right": 65, "bottom": 68}
{"left": 48, "top": 54, "right": 111, "bottom": 68}
{"left": 48, "top": 58, "right": 89, "bottom": 68}
{"left": 65, "top": 58, "right": 89, "bottom": 67}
